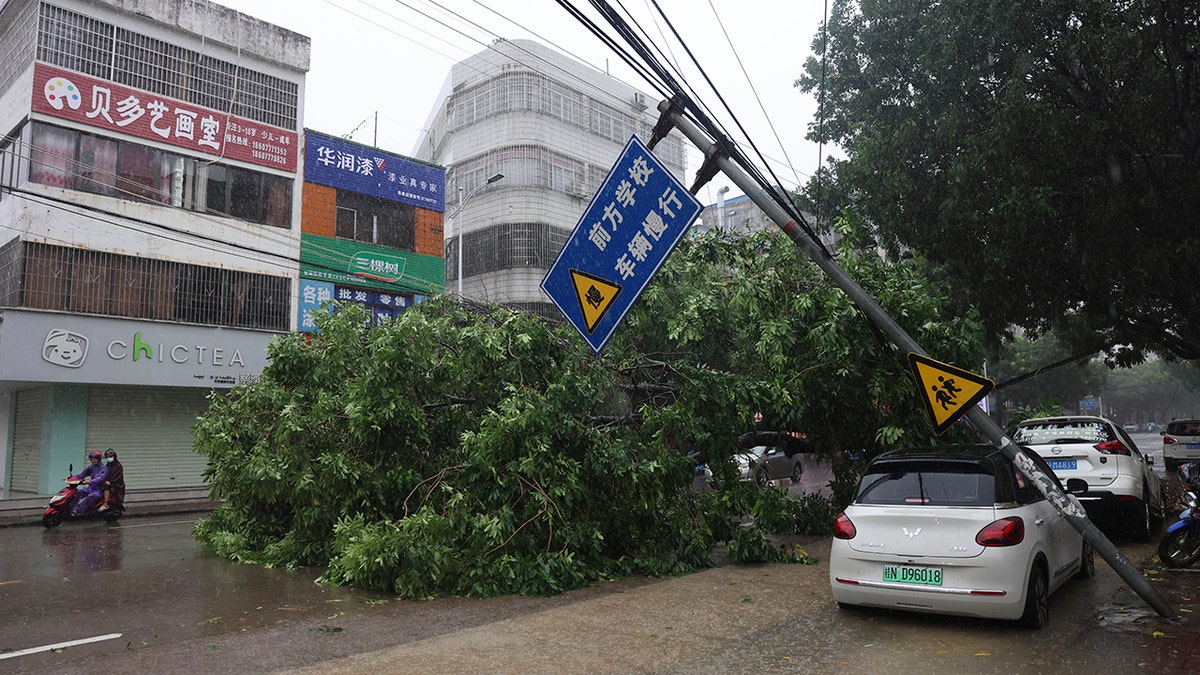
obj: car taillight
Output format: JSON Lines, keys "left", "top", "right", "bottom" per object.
{"left": 1163, "top": 436, "right": 1178, "bottom": 445}
{"left": 976, "top": 516, "right": 1025, "bottom": 547}
{"left": 1094, "top": 440, "right": 1131, "bottom": 455}
{"left": 833, "top": 513, "right": 857, "bottom": 539}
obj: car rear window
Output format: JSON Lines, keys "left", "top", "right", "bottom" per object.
{"left": 1167, "top": 421, "right": 1200, "bottom": 436}
{"left": 1012, "top": 421, "right": 1111, "bottom": 445}
{"left": 855, "top": 463, "right": 996, "bottom": 507}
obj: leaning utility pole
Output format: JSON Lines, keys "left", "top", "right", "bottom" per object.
{"left": 653, "top": 99, "right": 1173, "bottom": 619}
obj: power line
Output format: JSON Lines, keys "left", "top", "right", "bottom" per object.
{"left": 703, "top": 0, "right": 800, "bottom": 191}
{"left": 560, "top": 0, "right": 826, "bottom": 252}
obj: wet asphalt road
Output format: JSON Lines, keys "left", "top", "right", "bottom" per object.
{"left": 0, "top": 431, "right": 1178, "bottom": 673}
{"left": 0, "top": 514, "right": 1168, "bottom": 674}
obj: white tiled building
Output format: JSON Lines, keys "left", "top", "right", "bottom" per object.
{"left": 415, "top": 39, "right": 686, "bottom": 316}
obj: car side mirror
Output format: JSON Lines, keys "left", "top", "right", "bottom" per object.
{"left": 1065, "top": 478, "right": 1089, "bottom": 495}
{"left": 1146, "top": 455, "right": 1155, "bottom": 465}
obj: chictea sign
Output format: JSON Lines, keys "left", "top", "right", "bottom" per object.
{"left": 2, "top": 310, "right": 277, "bottom": 388}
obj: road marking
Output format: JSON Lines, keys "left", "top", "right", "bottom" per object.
{"left": 117, "top": 519, "right": 200, "bottom": 529}
{"left": 0, "top": 580, "right": 21, "bottom": 585}
{"left": 0, "top": 633, "right": 122, "bottom": 660}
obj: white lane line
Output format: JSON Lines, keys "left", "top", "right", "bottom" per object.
{"left": 117, "top": 519, "right": 199, "bottom": 529}
{"left": 0, "top": 633, "right": 122, "bottom": 660}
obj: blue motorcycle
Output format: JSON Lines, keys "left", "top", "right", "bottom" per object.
{"left": 1159, "top": 462, "right": 1200, "bottom": 568}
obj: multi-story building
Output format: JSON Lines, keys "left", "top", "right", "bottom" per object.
{"left": 702, "top": 192, "right": 775, "bottom": 235}
{"left": 298, "top": 131, "right": 445, "bottom": 328}
{"left": 697, "top": 190, "right": 838, "bottom": 253}
{"left": 414, "top": 39, "right": 686, "bottom": 316}
{"left": 0, "top": 0, "right": 308, "bottom": 500}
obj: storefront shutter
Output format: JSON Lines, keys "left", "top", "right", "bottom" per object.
{"left": 85, "top": 385, "right": 212, "bottom": 490}
{"left": 10, "top": 388, "right": 45, "bottom": 495}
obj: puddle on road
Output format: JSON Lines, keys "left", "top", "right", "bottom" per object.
{"left": 1096, "top": 602, "right": 1159, "bottom": 630}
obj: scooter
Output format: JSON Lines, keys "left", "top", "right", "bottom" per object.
{"left": 42, "top": 476, "right": 124, "bottom": 528}
{"left": 1158, "top": 462, "right": 1200, "bottom": 568}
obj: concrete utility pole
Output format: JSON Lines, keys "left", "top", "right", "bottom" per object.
{"left": 655, "top": 100, "right": 1174, "bottom": 619}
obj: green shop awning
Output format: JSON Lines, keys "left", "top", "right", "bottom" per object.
{"left": 300, "top": 234, "right": 444, "bottom": 295}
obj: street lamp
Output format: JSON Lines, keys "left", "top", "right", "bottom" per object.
{"left": 452, "top": 172, "right": 504, "bottom": 297}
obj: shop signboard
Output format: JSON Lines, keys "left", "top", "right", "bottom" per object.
{"left": 33, "top": 62, "right": 297, "bottom": 172}
{"left": 3, "top": 310, "right": 276, "bottom": 388}
{"left": 305, "top": 131, "right": 444, "bottom": 212}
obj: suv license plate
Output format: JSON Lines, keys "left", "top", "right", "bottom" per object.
{"left": 883, "top": 564, "right": 942, "bottom": 586}
{"left": 1047, "top": 459, "right": 1077, "bottom": 471}
{"left": 1186, "top": 444, "right": 1200, "bottom": 450}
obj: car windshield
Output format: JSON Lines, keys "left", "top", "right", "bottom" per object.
{"left": 855, "top": 462, "right": 996, "bottom": 507}
{"left": 1012, "top": 421, "right": 1111, "bottom": 445}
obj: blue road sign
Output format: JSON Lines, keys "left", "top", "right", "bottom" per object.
{"left": 542, "top": 135, "right": 703, "bottom": 353}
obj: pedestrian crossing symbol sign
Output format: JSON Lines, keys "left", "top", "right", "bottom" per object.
{"left": 570, "top": 269, "right": 622, "bottom": 333}
{"left": 907, "top": 353, "right": 995, "bottom": 435}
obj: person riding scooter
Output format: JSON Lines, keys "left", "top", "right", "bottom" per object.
{"left": 99, "top": 448, "right": 124, "bottom": 511}
{"left": 68, "top": 450, "right": 108, "bottom": 516}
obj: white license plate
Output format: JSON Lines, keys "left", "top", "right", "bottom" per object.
{"left": 883, "top": 564, "right": 942, "bottom": 586}
{"left": 1047, "top": 459, "right": 1077, "bottom": 471}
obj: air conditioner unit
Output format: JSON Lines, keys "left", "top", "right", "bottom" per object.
{"left": 567, "top": 180, "right": 587, "bottom": 198}
{"left": 568, "top": 178, "right": 592, "bottom": 196}
{"left": 631, "top": 92, "right": 648, "bottom": 111}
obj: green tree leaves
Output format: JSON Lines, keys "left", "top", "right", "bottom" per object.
{"left": 797, "top": 0, "right": 1200, "bottom": 363}
{"left": 193, "top": 226, "right": 985, "bottom": 597}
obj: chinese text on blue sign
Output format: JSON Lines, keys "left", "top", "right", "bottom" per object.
{"left": 304, "top": 132, "right": 445, "bottom": 212}
{"left": 542, "top": 135, "right": 703, "bottom": 353}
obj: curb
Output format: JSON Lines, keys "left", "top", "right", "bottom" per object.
{"left": 0, "top": 496, "right": 218, "bottom": 528}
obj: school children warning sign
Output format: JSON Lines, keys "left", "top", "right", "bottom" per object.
{"left": 907, "top": 353, "right": 995, "bottom": 434}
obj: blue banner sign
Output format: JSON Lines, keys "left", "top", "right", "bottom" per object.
{"left": 298, "top": 279, "right": 335, "bottom": 333}
{"left": 305, "top": 131, "right": 445, "bottom": 212}
{"left": 541, "top": 135, "right": 703, "bottom": 353}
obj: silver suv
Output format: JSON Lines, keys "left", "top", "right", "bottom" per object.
{"left": 1162, "top": 419, "right": 1200, "bottom": 470}
{"left": 1011, "top": 415, "right": 1164, "bottom": 541}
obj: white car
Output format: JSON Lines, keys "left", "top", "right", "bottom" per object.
{"left": 736, "top": 445, "right": 803, "bottom": 486}
{"left": 830, "top": 445, "right": 1092, "bottom": 629}
{"left": 1011, "top": 415, "right": 1164, "bottom": 540}
{"left": 1162, "top": 419, "right": 1200, "bottom": 470}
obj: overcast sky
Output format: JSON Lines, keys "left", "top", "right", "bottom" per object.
{"left": 215, "top": 0, "right": 832, "bottom": 207}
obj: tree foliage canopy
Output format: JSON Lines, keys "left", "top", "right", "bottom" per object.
{"left": 796, "top": 0, "right": 1200, "bottom": 364}
{"left": 989, "top": 332, "right": 1110, "bottom": 415}
{"left": 193, "top": 228, "right": 986, "bottom": 598}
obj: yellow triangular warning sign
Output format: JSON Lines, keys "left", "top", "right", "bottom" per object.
{"left": 907, "top": 353, "right": 995, "bottom": 435}
{"left": 570, "top": 268, "right": 622, "bottom": 334}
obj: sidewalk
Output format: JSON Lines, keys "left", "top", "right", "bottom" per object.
{"left": 1127, "top": 555, "right": 1200, "bottom": 672}
{"left": 0, "top": 488, "right": 217, "bottom": 527}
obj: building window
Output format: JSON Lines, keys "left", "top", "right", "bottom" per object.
{"left": 448, "top": 222, "right": 569, "bottom": 280}
{"left": 334, "top": 190, "right": 415, "bottom": 251}
{"left": 116, "top": 143, "right": 174, "bottom": 204}
{"left": 30, "top": 122, "right": 292, "bottom": 228}
{"left": 336, "top": 206, "right": 359, "bottom": 241}
{"left": 29, "top": 123, "right": 75, "bottom": 188}
{"left": 76, "top": 133, "right": 119, "bottom": 196}
{"left": 9, "top": 241, "right": 289, "bottom": 330}
{"left": 228, "top": 165, "right": 264, "bottom": 221}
